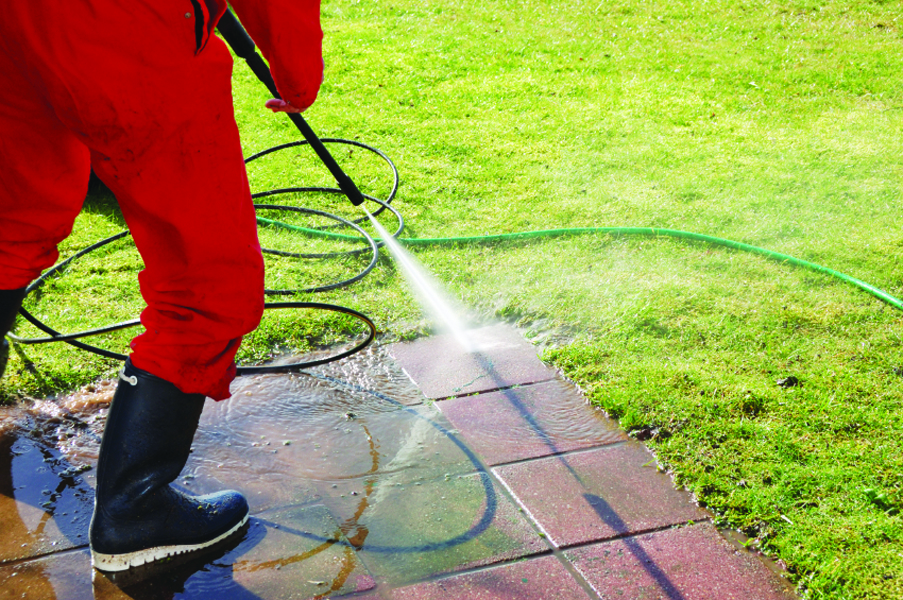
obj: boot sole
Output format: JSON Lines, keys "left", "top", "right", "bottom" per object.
{"left": 91, "top": 512, "right": 249, "bottom": 572}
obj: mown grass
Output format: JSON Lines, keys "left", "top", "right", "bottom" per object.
{"left": 3, "top": 0, "right": 903, "bottom": 597}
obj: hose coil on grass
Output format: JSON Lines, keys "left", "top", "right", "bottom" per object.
{"left": 9, "top": 137, "right": 399, "bottom": 373}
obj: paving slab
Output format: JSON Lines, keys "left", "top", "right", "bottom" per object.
{"left": 0, "top": 507, "right": 376, "bottom": 600}
{"left": 107, "top": 506, "right": 374, "bottom": 600}
{"left": 0, "top": 432, "right": 94, "bottom": 565}
{"left": 162, "top": 508, "right": 378, "bottom": 599}
{"left": 565, "top": 522, "right": 797, "bottom": 600}
{"left": 388, "top": 325, "right": 557, "bottom": 399}
{"left": 388, "top": 555, "right": 593, "bottom": 600}
{"left": 494, "top": 444, "right": 705, "bottom": 548}
{"left": 437, "top": 380, "right": 625, "bottom": 465}
{"left": 0, "top": 332, "right": 798, "bottom": 599}
{"left": 310, "top": 345, "right": 428, "bottom": 407}
{"left": 318, "top": 472, "right": 549, "bottom": 586}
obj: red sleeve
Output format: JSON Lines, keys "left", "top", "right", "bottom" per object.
{"left": 228, "top": 0, "right": 324, "bottom": 111}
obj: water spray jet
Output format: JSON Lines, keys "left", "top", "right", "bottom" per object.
{"left": 362, "top": 207, "right": 477, "bottom": 353}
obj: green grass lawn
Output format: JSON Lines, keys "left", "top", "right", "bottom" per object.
{"left": 3, "top": 0, "right": 903, "bottom": 597}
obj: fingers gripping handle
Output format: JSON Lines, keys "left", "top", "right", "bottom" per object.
{"left": 216, "top": 10, "right": 366, "bottom": 206}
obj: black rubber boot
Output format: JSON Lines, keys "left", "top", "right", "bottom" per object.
{"left": 89, "top": 359, "right": 249, "bottom": 572}
{"left": 0, "top": 288, "right": 27, "bottom": 380}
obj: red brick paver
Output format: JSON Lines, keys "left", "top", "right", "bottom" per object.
{"left": 388, "top": 324, "right": 557, "bottom": 399}
{"left": 0, "top": 326, "right": 797, "bottom": 599}
{"left": 437, "top": 379, "right": 625, "bottom": 465}
{"left": 317, "top": 472, "right": 549, "bottom": 586}
{"left": 494, "top": 444, "right": 705, "bottom": 548}
{"left": 566, "top": 523, "right": 796, "bottom": 600}
{"left": 389, "top": 555, "right": 593, "bottom": 600}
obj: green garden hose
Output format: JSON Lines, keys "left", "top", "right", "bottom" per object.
{"left": 255, "top": 216, "right": 903, "bottom": 313}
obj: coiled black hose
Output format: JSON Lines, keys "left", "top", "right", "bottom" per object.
{"left": 9, "top": 134, "right": 400, "bottom": 373}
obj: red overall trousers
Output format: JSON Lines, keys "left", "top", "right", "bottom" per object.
{"left": 0, "top": 0, "right": 322, "bottom": 399}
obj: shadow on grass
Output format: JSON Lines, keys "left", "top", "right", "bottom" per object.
{"left": 82, "top": 170, "right": 126, "bottom": 228}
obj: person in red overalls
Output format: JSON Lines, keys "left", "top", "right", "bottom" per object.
{"left": 0, "top": 0, "right": 322, "bottom": 571}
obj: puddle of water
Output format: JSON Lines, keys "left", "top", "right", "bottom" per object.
{"left": 0, "top": 510, "right": 375, "bottom": 600}
{"left": 186, "top": 366, "right": 474, "bottom": 511}
{"left": 0, "top": 344, "right": 503, "bottom": 597}
{"left": 0, "top": 382, "right": 112, "bottom": 564}
{"left": 0, "top": 379, "right": 113, "bottom": 465}
{"left": 309, "top": 345, "right": 426, "bottom": 405}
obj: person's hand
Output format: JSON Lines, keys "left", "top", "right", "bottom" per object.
{"left": 265, "top": 99, "right": 303, "bottom": 113}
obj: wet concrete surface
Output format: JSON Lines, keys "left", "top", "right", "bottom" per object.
{"left": 0, "top": 326, "right": 797, "bottom": 599}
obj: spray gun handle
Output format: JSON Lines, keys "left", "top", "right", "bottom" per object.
{"left": 215, "top": 10, "right": 257, "bottom": 59}
{"left": 216, "top": 10, "right": 366, "bottom": 207}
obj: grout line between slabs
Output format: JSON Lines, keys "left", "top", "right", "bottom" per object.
{"left": 0, "top": 544, "right": 90, "bottom": 569}
{"left": 487, "top": 440, "right": 630, "bottom": 470}
{"left": 427, "top": 375, "right": 561, "bottom": 402}
{"left": 556, "top": 517, "right": 715, "bottom": 553}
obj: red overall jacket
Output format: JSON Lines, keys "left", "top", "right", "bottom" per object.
{"left": 208, "top": 0, "right": 323, "bottom": 110}
{"left": 0, "top": 0, "right": 323, "bottom": 399}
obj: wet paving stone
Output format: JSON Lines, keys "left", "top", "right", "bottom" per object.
{"left": 0, "top": 433, "right": 95, "bottom": 565}
{"left": 565, "top": 522, "right": 797, "bottom": 600}
{"left": 309, "top": 345, "right": 428, "bottom": 407}
{"left": 318, "top": 472, "right": 550, "bottom": 586}
{"left": 0, "top": 549, "right": 131, "bottom": 600}
{"left": 0, "top": 339, "right": 796, "bottom": 599}
{"left": 0, "top": 507, "right": 375, "bottom": 600}
{"left": 437, "top": 380, "right": 625, "bottom": 465}
{"left": 388, "top": 325, "right": 557, "bottom": 399}
{"left": 184, "top": 422, "right": 323, "bottom": 515}
{"left": 229, "top": 506, "right": 376, "bottom": 599}
{"left": 388, "top": 555, "right": 593, "bottom": 600}
{"left": 493, "top": 444, "right": 705, "bottom": 548}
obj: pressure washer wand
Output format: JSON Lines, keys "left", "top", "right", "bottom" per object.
{"left": 217, "top": 10, "right": 365, "bottom": 206}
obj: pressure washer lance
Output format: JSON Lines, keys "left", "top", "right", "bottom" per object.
{"left": 216, "top": 9, "right": 366, "bottom": 207}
